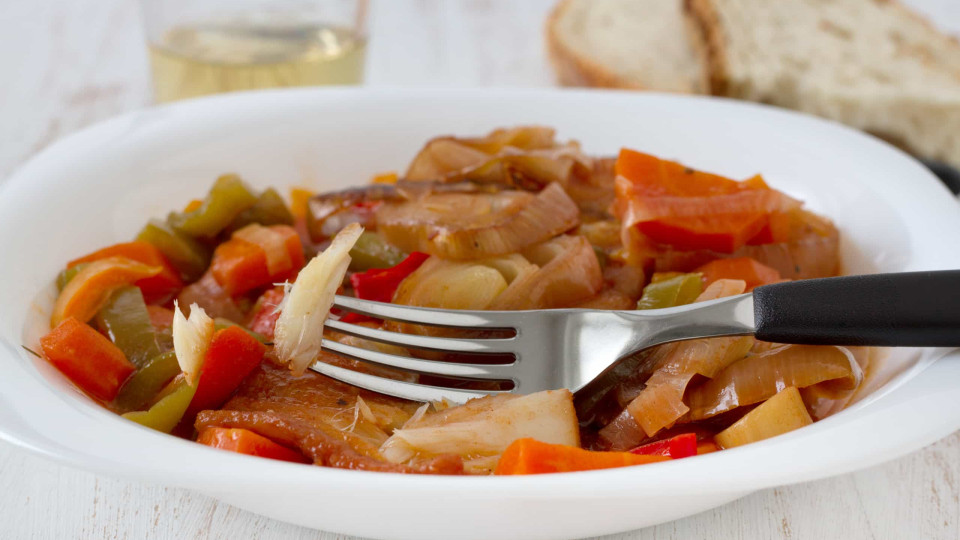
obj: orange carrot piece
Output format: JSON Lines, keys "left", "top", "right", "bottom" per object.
{"left": 197, "top": 427, "right": 309, "bottom": 463}
{"left": 40, "top": 317, "right": 135, "bottom": 401}
{"left": 494, "top": 438, "right": 669, "bottom": 475}
{"left": 210, "top": 225, "right": 303, "bottom": 296}
{"left": 696, "top": 440, "right": 720, "bottom": 455}
{"left": 67, "top": 241, "right": 184, "bottom": 304}
{"left": 695, "top": 257, "right": 782, "bottom": 292}
{"left": 52, "top": 256, "right": 163, "bottom": 326}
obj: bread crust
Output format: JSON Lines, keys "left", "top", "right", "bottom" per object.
{"left": 545, "top": 0, "right": 651, "bottom": 90}
{"left": 682, "top": 0, "right": 728, "bottom": 96}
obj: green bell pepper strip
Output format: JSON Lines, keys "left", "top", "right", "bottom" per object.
{"left": 168, "top": 174, "right": 258, "bottom": 238}
{"left": 214, "top": 318, "right": 269, "bottom": 344}
{"left": 95, "top": 286, "right": 161, "bottom": 369}
{"left": 348, "top": 231, "right": 406, "bottom": 271}
{"left": 121, "top": 377, "right": 196, "bottom": 433}
{"left": 56, "top": 263, "right": 88, "bottom": 291}
{"left": 224, "top": 188, "right": 295, "bottom": 235}
{"left": 113, "top": 351, "right": 181, "bottom": 412}
{"left": 637, "top": 273, "right": 703, "bottom": 310}
{"left": 136, "top": 219, "right": 211, "bottom": 282}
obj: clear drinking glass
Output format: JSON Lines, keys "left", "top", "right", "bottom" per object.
{"left": 140, "top": 0, "right": 368, "bottom": 103}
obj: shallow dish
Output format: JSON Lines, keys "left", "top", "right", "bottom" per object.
{"left": 2, "top": 88, "right": 960, "bottom": 540}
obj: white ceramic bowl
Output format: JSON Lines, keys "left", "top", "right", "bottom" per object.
{"left": 2, "top": 88, "right": 960, "bottom": 540}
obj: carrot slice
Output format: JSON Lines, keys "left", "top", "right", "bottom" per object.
{"left": 52, "top": 256, "right": 163, "bottom": 326}
{"left": 68, "top": 241, "right": 184, "bottom": 304}
{"left": 494, "top": 438, "right": 669, "bottom": 475}
{"left": 186, "top": 326, "right": 266, "bottom": 418}
{"left": 695, "top": 257, "right": 782, "bottom": 291}
{"left": 197, "top": 427, "right": 309, "bottom": 463}
{"left": 40, "top": 317, "right": 135, "bottom": 401}
{"left": 210, "top": 225, "right": 304, "bottom": 296}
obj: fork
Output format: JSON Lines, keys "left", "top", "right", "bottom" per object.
{"left": 312, "top": 270, "right": 960, "bottom": 402}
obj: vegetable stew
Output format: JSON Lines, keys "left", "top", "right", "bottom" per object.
{"left": 33, "top": 126, "right": 869, "bottom": 475}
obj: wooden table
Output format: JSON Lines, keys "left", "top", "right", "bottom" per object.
{"left": 2, "top": 1, "right": 959, "bottom": 538}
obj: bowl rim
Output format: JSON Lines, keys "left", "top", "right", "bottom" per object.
{"left": 2, "top": 86, "right": 960, "bottom": 500}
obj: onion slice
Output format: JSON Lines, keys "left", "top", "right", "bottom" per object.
{"left": 274, "top": 223, "right": 363, "bottom": 375}
{"left": 172, "top": 301, "right": 214, "bottom": 386}
{"left": 378, "top": 182, "right": 580, "bottom": 259}
{"left": 685, "top": 344, "right": 863, "bottom": 420}
{"left": 598, "top": 279, "right": 751, "bottom": 448}
{"left": 380, "top": 390, "right": 579, "bottom": 474}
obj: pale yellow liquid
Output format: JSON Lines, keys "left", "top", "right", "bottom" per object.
{"left": 149, "top": 23, "right": 366, "bottom": 103}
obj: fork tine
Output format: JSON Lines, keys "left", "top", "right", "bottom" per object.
{"left": 334, "top": 295, "right": 517, "bottom": 328}
{"left": 321, "top": 339, "right": 514, "bottom": 380}
{"left": 308, "top": 361, "right": 504, "bottom": 402}
{"left": 324, "top": 318, "right": 516, "bottom": 354}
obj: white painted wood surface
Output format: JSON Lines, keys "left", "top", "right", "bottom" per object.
{"left": 2, "top": 1, "right": 959, "bottom": 538}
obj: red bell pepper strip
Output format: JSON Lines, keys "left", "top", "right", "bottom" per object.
{"left": 344, "top": 251, "right": 430, "bottom": 323}
{"left": 246, "top": 287, "right": 285, "bottom": 340}
{"left": 614, "top": 149, "right": 792, "bottom": 253}
{"left": 40, "top": 317, "right": 136, "bottom": 401}
{"left": 197, "top": 427, "right": 309, "bottom": 463}
{"left": 695, "top": 257, "right": 783, "bottom": 292}
{"left": 350, "top": 251, "right": 430, "bottom": 303}
{"left": 68, "top": 241, "right": 184, "bottom": 305}
{"left": 628, "top": 433, "right": 698, "bottom": 459}
{"left": 185, "top": 325, "right": 267, "bottom": 418}
{"left": 210, "top": 225, "right": 304, "bottom": 296}
{"left": 495, "top": 438, "right": 669, "bottom": 475}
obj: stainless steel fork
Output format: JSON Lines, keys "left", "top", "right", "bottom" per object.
{"left": 311, "top": 270, "right": 960, "bottom": 402}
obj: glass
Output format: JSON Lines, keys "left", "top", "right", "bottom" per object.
{"left": 140, "top": 0, "right": 368, "bottom": 103}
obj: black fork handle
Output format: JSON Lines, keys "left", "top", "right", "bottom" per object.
{"left": 753, "top": 270, "right": 960, "bottom": 346}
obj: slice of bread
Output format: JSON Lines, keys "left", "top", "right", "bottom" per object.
{"left": 685, "top": 0, "right": 960, "bottom": 168}
{"left": 546, "top": 0, "right": 708, "bottom": 93}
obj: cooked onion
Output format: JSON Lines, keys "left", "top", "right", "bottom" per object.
{"left": 598, "top": 279, "right": 751, "bottom": 448}
{"left": 380, "top": 389, "right": 579, "bottom": 474}
{"left": 274, "top": 223, "right": 362, "bottom": 375}
{"left": 490, "top": 235, "right": 603, "bottom": 309}
{"left": 172, "top": 301, "right": 214, "bottom": 386}
{"left": 685, "top": 344, "right": 863, "bottom": 420}
{"left": 378, "top": 182, "right": 580, "bottom": 259}
{"left": 392, "top": 256, "right": 509, "bottom": 310}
